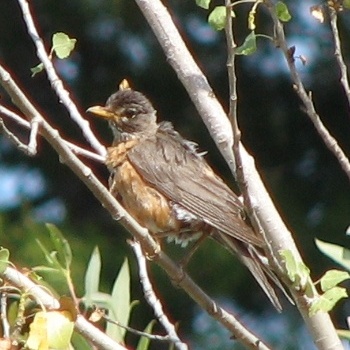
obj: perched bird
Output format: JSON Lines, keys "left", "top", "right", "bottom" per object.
{"left": 87, "top": 80, "right": 283, "bottom": 311}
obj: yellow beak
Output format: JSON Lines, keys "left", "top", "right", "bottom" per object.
{"left": 86, "top": 105, "right": 115, "bottom": 120}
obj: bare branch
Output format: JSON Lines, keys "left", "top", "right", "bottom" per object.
{"left": 0, "top": 64, "right": 272, "bottom": 350}
{"left": 132, "top": 1, "right": 344, "bottom": 350}
{"left": 0, "top": 104, "right": 104, "bottom": 163}
{"left": 129, "top": 240, "right": 188, "bottom": 350}
{"left": 2, "top": 267, "right": 127, "bottom": 350}
{"left": 0, "top": 118, "right": 35, "bottom": 156}
{"left": 265, "top": 1, "right": 350, "bottom": 183}
{"left": 328, "top": 6, "right": 350, "bottom": 107}
{"left": 16, "top": 0, "right": 106, "bottom": 157}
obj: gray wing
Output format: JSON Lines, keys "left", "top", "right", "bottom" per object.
{"left": 128, "top": 124, "right": 263, "bottom": 247}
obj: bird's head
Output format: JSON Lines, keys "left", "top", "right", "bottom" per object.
{"left": 87, "top": 80, "right": 158, "bottom": 140}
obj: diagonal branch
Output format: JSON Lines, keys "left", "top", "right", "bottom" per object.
{"left": 328, "top": 6, "right": 350, "bottom": 107}
{"left": 3, "top": 266, "right": 127, "bottom": 350}
{"left": 265, "top": 1, "right": 350, "bottom": 183}
{"left": 16, "top": 0, "right": 106, "bottom": 157}
{"left": 132, "top": 1, "right": 343, "bottom": 350}
{"left": 0, "top": 64, "right": 272, "bottom": 350}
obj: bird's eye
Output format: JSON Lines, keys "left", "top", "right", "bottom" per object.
{"left": 124, "top": 108, "right": 137, "bottom": 118}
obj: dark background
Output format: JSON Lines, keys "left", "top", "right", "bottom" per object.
{"left": 1, "top": 0, "right": 350, "bottom": 348}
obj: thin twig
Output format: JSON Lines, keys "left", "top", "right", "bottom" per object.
{"left": 16, "top": 0, "right": 106, "bottom": 157}
{"left": 129, "top": 240, "right": 188, "bottom": 350}
{"left": 103, "top": 313, "right": 175, "bottom": 344}
{"left": 0, "top": 118, "right": 36, "bottom": 156}
{"left": 328, "top": 6, "right": 350, "bottom": 107}
{"left": 0, "top": 105, "right": 105, "bottom": 163}
{"left": 265, "top": 0, "right": 350, "bottom": 183}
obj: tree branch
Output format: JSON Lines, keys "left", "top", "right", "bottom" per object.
{"left": 16, "top": 0, "right": 106, "bottom": 157}
{"left": 133, "top": 1, "right": 344, "bottom": 349}
{"left": 265, "top": 1, "right": 350, "bottom": 183}
{"left": 0, "top": 64, "right": 271, "bottom": 350}
{"left": 2, "top": 266, "right": 127, "bottom": 350}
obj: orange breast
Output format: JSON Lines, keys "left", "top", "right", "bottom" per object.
{"left": 107, "top": 145, "right": 180, "bottom": 234}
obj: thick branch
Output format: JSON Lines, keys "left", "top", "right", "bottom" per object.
{"left": 132, "top": 1, "right": 343, "bottom": 350}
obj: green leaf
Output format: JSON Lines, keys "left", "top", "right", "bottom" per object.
{"left": 196, "top": 0, "right": 211, "bottom": 10}
{"left": 309, "top": 287, "right": 347, "bottom": 316}
{"left": 279, "top": 249, "right": 313, "bottom": 294}
{"left": 0, "top": 248, "right": 9, "bottom": 274}
{"left": 84, "top": 247, "right": 101, "bottom": 305}
{"left": 320, "top": 270, "right": 350, "bottom": 292}
{"left": 208, "top": 6, "right": 227, "bottom": 31}
{"left": 106, "top": 258, "right": 131, "bottom": 343}
{"left": 344, "top": 0, "right": 350, "bottom": 9}
{"left": 30, "top": 63, "right": 44, "bottom": 77}
{"left": 136, "top": 320, "right": 156, "bottom": 350}
{"left": 275, "top": 1, "right": 291, "bottom": 22}
{"left": 315, "top": 239, "right": 350, "bottom": 271}
{"left": 52, "top": 32, "right": 76, "bottom": 59}
{"left": 46, "top": 224, "right": 72, "bottom": 268}
{"left": 235, "top": 31, "right": 257, "bottom": 56}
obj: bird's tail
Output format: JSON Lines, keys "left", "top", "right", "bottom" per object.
{"left": 213, "top": 231, "right": 286, "bottom": 312}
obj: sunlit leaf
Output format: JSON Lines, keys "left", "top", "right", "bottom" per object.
{"left": 30, "top": 63, "right": 44, "bottom": 77}
{"left": 309, "top": 287, "right": 347, "bottom": 316}
{"left": 208, "top": 6, "right": 231, "bottom": 31}
{"left": 52, "top": 32, "right": 76, "bottom": 59}
{"left": 320, "top": 269, "right": 350, "bottom": 292}
{"left": 315, "top": 239, "right": 350, "bottom": 271}
{"left": 106, "top": 258, "right": 131, "bottom": 343}
{"left": 196, "top": 0, "right": 211, "bottom": 9}
{"left": 275, "top": 1, "right": 291, "bottom": 22}
{"left": 0, "top": 248, "right": 9, "bottom": 274}
{"left": 84, "top": 247, "right": 101, "bottom": 305}
{"left": 27, "top": 311, "right": 74, "bottom": 350}
{"left": 235, "top": 31, "right": 257, "bottom": 55}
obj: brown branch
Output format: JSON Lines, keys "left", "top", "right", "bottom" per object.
{"left": 265, "top": 1, "right": 350, "bottom": 183}
{"left": 328, "top": 6, "right": 350, "bottom": 107}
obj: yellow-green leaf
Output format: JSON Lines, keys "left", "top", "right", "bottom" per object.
{"left": 27, "top": 311, "right": 74, "bottom": 350}
{"left": 275, "top": 1, "right": 291, "bottom": 22}
{"left": 52, "top": 32, "right": 76, "bottom": 59}
{"left": 320, "top": 269, "right": 350, "bottom": 292}
{"left": 309, "top": 287, "right": 347, "bottom": 316}
{"left": 196, "top": 0, "right": 211, "bottom": 10}
{"left": 235, "top": 31, "right": 257, "bottom": 56}
{"left": 0, "top": 248, "right": 9, "bottom": 274}
{"left": 208, "top": 6, "right": 227, "bottom": 31}
{"left": 106, "top": 258, "right": 131, "bottom": 343}
{"left": 31, "top": 63, "right": 44, "bottom": 77}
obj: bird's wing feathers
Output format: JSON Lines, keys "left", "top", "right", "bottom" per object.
{"left": 128, "top": 124, "right": 263, "bottom": 247}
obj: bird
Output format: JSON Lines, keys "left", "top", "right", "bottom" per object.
{"left": 87, "top": 80, "right": 284, "bottom": 311}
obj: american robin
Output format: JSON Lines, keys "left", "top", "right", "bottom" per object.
{"left": 87, "top": 80, "right": 284, "bottom": 311}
